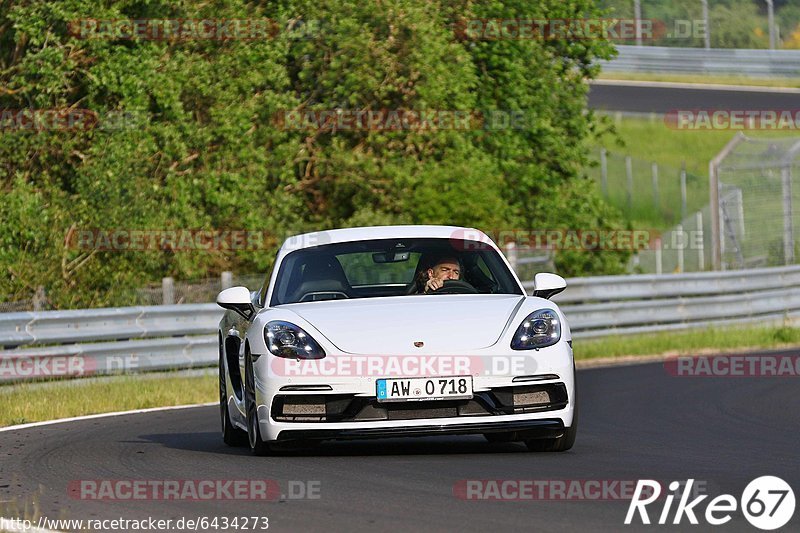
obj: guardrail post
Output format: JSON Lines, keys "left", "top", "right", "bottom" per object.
{"left": 162, "top": 277, "right": 175, "bottom": 305}
{"left": 655, "top": 238, "right": 663, "bottom": 275}
{"left": 697, "top": 211, "right": 705, "bottom": 271}
{"left": 651, "top": 162, "right": 659, "bottom": 210}
{"left": 221, "top": 271, "right": 233, "bottom": 290}
{"left": 625, "top": 156, "right": 633, "bottom": 213}
{"left": 767, "top": 0, "right": 776, "bottom": 50}
{"left": 600, "top": 148, "right": 608, "bottom": 198}
{"left": 32, "top": 286, "right": 46, "bottom": 311}
{"left": 709, "top": 134, "right": 746, "bottom": 271}
{"left": 676, "top": 224, "right": 685, "bottom": 273}
{"left": 680, "top": 162, "right": 687, "bottom": 220}
{"left": 782, "top": 165, "right": 795, "bottom": 265}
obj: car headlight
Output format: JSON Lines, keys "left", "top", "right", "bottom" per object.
{"left": 511, "top": 309, "right": 561, "bottom": 350}
{"left": 264, "top": 321, "right": 326, "bottom": 359}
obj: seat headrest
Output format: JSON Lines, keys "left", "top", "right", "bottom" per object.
{"left": 289, "top": 256, "right": 352, "bottom": 302}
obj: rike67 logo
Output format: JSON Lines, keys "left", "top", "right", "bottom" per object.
{"left": 626, "top": 477, "right": 795, "bottom": 530}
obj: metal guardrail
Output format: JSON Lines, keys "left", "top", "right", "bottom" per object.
{"left": 2, "top": 265, "right": 800, "bottom": 382}
{"left": 602, "top": 45, "right": 800, "bottom": 77}
{"left": 535, "top": 265, "right": 800, "bottom": 303}
{"left": 538, "top": 265, "right": 800, "bottom": 338}
{"left": 0, "top": 304, "right": 222, "bottom": 347}
{"left": 0, "top": 304, "right": 222, "bottom": 383}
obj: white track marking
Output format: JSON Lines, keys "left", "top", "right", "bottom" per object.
{"left": 0, "top": 402, "right": 214, "bottom": 533}
{"left": 0, "top": 402, "right": 215, "bottom": 433}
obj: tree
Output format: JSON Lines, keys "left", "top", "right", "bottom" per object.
{"left": 0, "top": 0, "right": 628, "bottom": 308}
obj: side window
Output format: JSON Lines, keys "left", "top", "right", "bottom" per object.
{"left": 476, "top": 255, "right": 493, "bottom": 278}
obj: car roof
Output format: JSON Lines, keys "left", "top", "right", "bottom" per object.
{"left": 279, "top": 225, "right": 493, "bottom": 252}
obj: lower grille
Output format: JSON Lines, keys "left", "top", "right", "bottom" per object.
{"left": 271, "top": 382, "right": 568, "bottom": 423}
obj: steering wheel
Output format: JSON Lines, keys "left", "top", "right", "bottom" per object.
{"left": 429, "top": 279, "right": 478, "bottom": 295}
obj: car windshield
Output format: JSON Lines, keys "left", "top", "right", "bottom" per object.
{"left": 269, "top": 237, "right": 523, "bottom": 306}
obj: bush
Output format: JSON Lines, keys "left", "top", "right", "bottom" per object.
{"left": 0, "top": 0, "right": 625, "bottom": 308}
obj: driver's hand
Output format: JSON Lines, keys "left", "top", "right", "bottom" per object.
{"left": 424, "top": 278, "right": 444, "bottom": 293}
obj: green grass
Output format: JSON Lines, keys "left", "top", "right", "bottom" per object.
{"left": 597, "top": 71, "right": 800, "bottom": 89}
{"left": 589, "top": 116, "right": 796, "bottom": 230}
{"left": 0, "top": 372, "right": 216, "bottom": 427}
{"left": 599, "top": 115, "right": 743, "bottom": 177}
{"left": 575, "top": 324, "right": 800, "bottom": 361}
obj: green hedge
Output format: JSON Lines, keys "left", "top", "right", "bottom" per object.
{"left": 0, "top": 0, "right": 629, "bottom": 308}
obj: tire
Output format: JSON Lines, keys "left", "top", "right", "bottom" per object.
{"left": 219, "top": 348, "right": 247, "bottom": 447}
{"left": 524, "top": 399, "right": 578, "bottom": 452}
{"left": 244, "top": 348, "right": 274, "bottom": 456}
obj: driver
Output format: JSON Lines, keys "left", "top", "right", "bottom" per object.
{"left": 420, "top": 256, "right": 462, "bottom": 294}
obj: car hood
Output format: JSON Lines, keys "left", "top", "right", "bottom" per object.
{"left": 280, "top": 294, "right": 525, "bottom": 354}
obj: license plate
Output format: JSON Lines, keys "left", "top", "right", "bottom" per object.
{"left": 376, "top": 376, "right": 473, "bottom": 402}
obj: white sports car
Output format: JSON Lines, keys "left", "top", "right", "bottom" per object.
{"left": 216, "top": 225, "right": 576, "bottom": 454}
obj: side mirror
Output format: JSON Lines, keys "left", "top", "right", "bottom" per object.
{"left": 216, "top": 286, "right": 255, "bottom": 320}
{"left": 533, "top": 273, "right": 566, "bottom": 299}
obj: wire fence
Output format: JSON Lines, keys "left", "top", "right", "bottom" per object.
{"left": 634, "top": 200, "right": 713, "bottom": 274}
{"left": 0, "top": 299, "right": 38, "bottom": 313}
{"left": 0, "top": 287, "right": 49, "bottom": 313}
{"left": 583, "top": 148, "right": 713, "bottom": 274}
{"left": 135, "top": 272, "right": 264, "bottom": 305}
{"left": 714, "top": 136, "right": 800, "bottom": 270}
{"left": 589, "top": 149, "right": 707, "bottom": 230}
{"left": 134, "top": 273, "right": 265, "bottom": 306}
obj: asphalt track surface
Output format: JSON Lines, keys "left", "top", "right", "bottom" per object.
{"left": 2, "top": 361, "right": 798, "bottom": 532}
{"left": 588, "top": 81, "right": 800, "bottom": 113}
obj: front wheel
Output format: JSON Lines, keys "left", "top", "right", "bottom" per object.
{"left": 220, "top": 348, "right": 247, "bottom": 446}
{"left": 524, "top": 400, "right": 578, "bottom": 452}
{"left": 244, "top": 348, "right": 274, "bottom": 456}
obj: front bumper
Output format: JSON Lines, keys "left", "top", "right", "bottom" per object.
{"left": 247, "top": 342, "right": 575, "bottom": 443}
{"left": 256, "top": 394, "right": 574, "bottom": 443}
{"left": 275, "top": 418, "right": 565, "bottom": 442}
